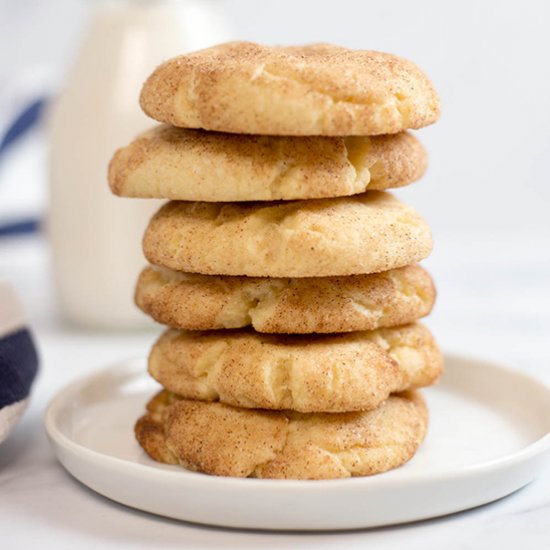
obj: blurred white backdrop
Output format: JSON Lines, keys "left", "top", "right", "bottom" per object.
{"left": 2, "top": 0, "right": 550, "bottom": 241}
{"left": 1, "top": 4, "right": 550, "bottom": 545}
{"left": 0, "top": 0, "right": 548, "bottom": 359}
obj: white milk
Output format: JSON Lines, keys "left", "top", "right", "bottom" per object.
{"left": 49, "top": 0, "right": 228, "bottom": 328}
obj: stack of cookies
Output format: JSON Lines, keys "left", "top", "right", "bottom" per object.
{"left": 108, "top": 42, "right": 442, "bottom": 480}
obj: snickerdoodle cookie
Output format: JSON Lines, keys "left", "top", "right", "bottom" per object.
{"left": 140, "top": 42, "right": 440, "bottom": 136}
{"left": 142, "top": 191, "right": 432, "bottom": 277}
{"left": 135, "top": 264, "right": 435, "bottom": 333}
{"left": 109, "top": 126, "right": 427, "bottom": 201}
{"left": 147, "top": 323, "right": 442, "bottom": 413}
{"left": 135, "top": 389, "right": 428, "bottom": 479}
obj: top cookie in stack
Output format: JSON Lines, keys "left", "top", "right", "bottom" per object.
{"left": 108, "top": 42, "right": 442, "bottom": 480}
{"left": 138, "top": 41, "right": 439, "bottom": 136}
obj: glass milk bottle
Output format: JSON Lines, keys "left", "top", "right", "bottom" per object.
{"left": 49, "top": 0, "right": 228, "bottom": 328}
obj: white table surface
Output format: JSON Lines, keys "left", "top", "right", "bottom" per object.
{"left": 1, "top": 233, "right": 549, "bottom": 549}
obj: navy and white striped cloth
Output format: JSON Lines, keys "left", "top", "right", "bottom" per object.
{"left": 0, "top": 281, "right": 38, "bottom": 444}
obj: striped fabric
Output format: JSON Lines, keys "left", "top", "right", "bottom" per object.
{"left": 0, "top": 281, "right": 38, "bottom": 443}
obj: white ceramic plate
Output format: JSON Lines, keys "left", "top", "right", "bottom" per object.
{"left": 44, "top": 355, "right": 550, "bottom": 531}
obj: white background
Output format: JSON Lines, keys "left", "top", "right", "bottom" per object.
{"left": 1, "top": 0, "right": 549, "bottom": 343}
{"left": 2, "top": 0, "right": 550, "bottom": 240}
{"left": 1, "top": 0, "right": 548, "bottom": 370}
{"left": 0, "top": 1, "right": 549, "bottom": 548}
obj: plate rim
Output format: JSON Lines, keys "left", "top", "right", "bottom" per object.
{"left": 44, "top": 353, "right": 550, "bottom": 491}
